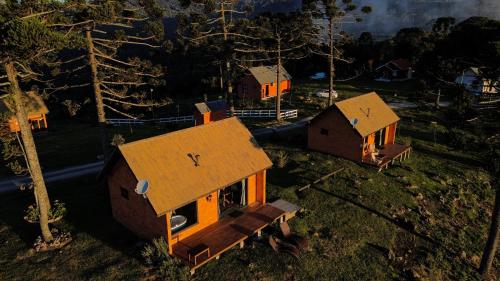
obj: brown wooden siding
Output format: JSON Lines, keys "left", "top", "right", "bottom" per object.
{"left": 308, "top": 107, "right": 363, "bottom": 162}
{"left": 107, "top": 158, "right": 167, "bottom": 239}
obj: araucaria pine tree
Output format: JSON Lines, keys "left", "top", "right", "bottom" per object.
{"left": 47, "top": 1, "right": 169, "bottom": 160}
{"left": 0, "top": 1, "right": 79, "bottom": 243}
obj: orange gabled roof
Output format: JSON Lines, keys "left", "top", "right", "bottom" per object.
{"left": 118, "top": 117, "right": 273, "bottom": 216}
{"left": 334, "top": 92, "right": 400, "bottom": 137}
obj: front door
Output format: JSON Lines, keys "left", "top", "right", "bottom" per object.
{"left": 218, "top": 179, "right": 248, "bottom": 217}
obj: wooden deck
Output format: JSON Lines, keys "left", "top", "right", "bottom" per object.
{"left": 172, "top": 203, "right": 286, "bottom": 272}
{"left": 362, "top": 143, "right": 412, "bottom": 171}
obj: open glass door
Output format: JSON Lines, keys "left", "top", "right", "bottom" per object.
{"left": 218, "top": 179, "right": 248, "bottom": 218}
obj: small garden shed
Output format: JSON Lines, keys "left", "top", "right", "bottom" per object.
{"left": 104, "top": 117, "right": 290, "bottom": 272}
{"left": 0, "top": 91, "right": 48, "bottom": 133}
{"left": 237, "top": 65, "right": 292, "bottom": 100}
{"left": 194, "top": 100, "right": 227, "bottom": 125}
{"left": 308, "top": 92, "right": 411, "bottom": 170}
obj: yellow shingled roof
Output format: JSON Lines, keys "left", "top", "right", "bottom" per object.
{"left": 335, "top": 92, "right": 400, "bottom": 137}
{"left": 118, "top": 117, "right": 273, "bottom": 216}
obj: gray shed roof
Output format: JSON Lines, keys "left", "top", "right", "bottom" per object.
{"left": 248, "top": 65, "right": 292, "bottom": 85}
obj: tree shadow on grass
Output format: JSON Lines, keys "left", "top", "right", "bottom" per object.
{"left": 309, "top": 185, "right": 478, "bottom": 273}
{"left": 0, "top": 177, "right": 142, "bottom": 261}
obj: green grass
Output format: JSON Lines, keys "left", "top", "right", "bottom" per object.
{"left": 0, "top": 79, "right": 498, "bottom": 280}
{"left": 0, "top": 106, "right": 498, "bottom": 280}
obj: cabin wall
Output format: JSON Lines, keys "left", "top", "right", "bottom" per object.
{"left": 308, "top": 108, "right": 363, "bottom": 162}
{"left": 247, "top": 174, "right": 257, "bottom": 205}
{"left": 237, "top": 74, "right": 261, "bottom": 100}
{"left": 385, "top": 122, "right": 397, "bottom": 144}
{"left": 256, "top": 170, "right": 266, "bottom": 203}
{"left": 210, "top": 110, "right": 227, "bottom": 122}
{"left": 168, "top": 170, "right": 266, "bottom": 246}
{"left": 107, "top": 158, "right": 167, "bottom": 239}
{"left": 170, "top": 191, "right": 219, "bottom": 245}
{"left": 9, "top": 113, "right": 48, "bottom": 133}
{"left": 194, "top": 112, "right": 211, "bottom": 126}
{"left": 260, "top": 80, "right": 291, "bottom": 99}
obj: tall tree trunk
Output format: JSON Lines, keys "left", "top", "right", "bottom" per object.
{"left": 328, "top": 17, "right": 335, "bottom": 107}
{"left": 220, "top": 2, "right": 235, "bottom": 116}
{"left": 5, "top": 62, "right": 53, "bottom": 242}
{"left": 86, "top": 29, "right": 109, "bottom": 160}
{"left": 480, "top": 182, "right": 499, "bottom": 279}
{"left": 226, "top": 60, "right": 235, "bottom": 116}
{"left": 276, "top": 37, "right": 282, "bottom": 122}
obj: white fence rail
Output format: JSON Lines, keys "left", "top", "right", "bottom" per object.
{"left": 158, "top": 115, "right": 194, "bottom": 124}
{"left": 107, "top": 115, "right": 194, "bottom": 126}
{"left": 107, "top": 119, "right": 146, "bottom": 125}
{"left": 107, "top": 109, "right": 298, "bottom": 125}
{"left": 231, "top": 109, "right": 298, "bottom": 119}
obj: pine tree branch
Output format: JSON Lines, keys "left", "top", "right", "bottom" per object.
{"left": 47, "top": 55, "right": 86, "bottom": 66}
{"left": 93, "top": 41, "right": 118, "bottom": 50}
{"left": 49, "top": 20, "right": 94, "bottom": 28}
{"left": 101, "top": 89, "right": 126, "bottom": 99}
{"left": 103, "top": 104, "right": 137, "bottom": 119}
{"left": 94, "top": 53, "right": 139, "bottom": 67}
{"left": 0, "top": 82, "right": 11, "bottom": 87}
{"left": 99, "top": 22, "right": 133, "bottom": 29}
{"left": 101, "top": 81, "right": 147, "bottom": 86}
{"left": 103, "top": 97, "right": 163, "bottom": 107}
{"left": 94, "top": 38, "right": 160, "bottom": 48}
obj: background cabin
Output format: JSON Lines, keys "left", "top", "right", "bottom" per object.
{"left": 375, "top": 59, "right": 413, "bottom": 82}
{"left": 104, "top": 117, "right": 290, "bottom": 272}
{"left": 193, "top": 100, "right": 227, "bottom": 126}
{"left": 0, "top": 91, "right": 48, "bottom": 133}
{"left": 455, "top": 67, "right": 498, "bottom": 95}
{"left": 308, "top": 92, "right": 411, "bottom": 170}
{"left": 237, "top": 65, "right": 292, "bottom": 101}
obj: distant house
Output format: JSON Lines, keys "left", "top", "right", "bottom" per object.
{"left": 0, "top": 91, "right": 48, "bottom": 133}
{"left": 104, "top": 117, "right": 296, "bottom": 273}
{"left": 455, "top": 67, "right": 498, "bottom": 95}
{"left": 237, "top": 65, "right": 292, "bottom": 100}
{"left": 375, "top": 59, "right": 414, "bottom": 81}
{"left": 194, "top": 100, "right": 227, "bottom": 126}
{"left": 308, "top": 92, "right": 411, "bottom": 171}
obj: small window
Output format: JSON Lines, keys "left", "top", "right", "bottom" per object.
{"left": 320, "top": 128, "right": 329, "bottom": 136}
{"left": 120, "top": 187, "right": 129, "bottom": 200}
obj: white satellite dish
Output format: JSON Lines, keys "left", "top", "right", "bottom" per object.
{"left": 350, "top": 118, "right": 359, "bottom": 127}
{"left": 135, "top": 180, "right": 149, "bottom": 198}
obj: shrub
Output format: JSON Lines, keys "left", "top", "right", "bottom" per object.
{"left": 446, "top": 128, "right": 478, "bottom": 150}
{"left": 24, "top": 200, "right": 67, "bottom": 223}
{"left": 275, "top": 150, "right": 289, "bottom": 168}
{"left": 111, "top": 134, "right": 125, "bottom": 147}
{"left": 142, "top": 238, "right": 189, "bottom": 281}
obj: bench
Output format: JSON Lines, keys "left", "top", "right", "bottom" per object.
{"left": 188, "top": 244, "right": 210, "bottom": 265}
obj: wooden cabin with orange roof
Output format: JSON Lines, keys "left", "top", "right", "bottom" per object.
{"left": 308, "top": 92, "right": 411, "bottom": 171}
{"left": 237, "top": 65, "right": 292, "bottom": 100}
{"left": 0, "top": 91, "right": 48, "bottom": 133}
{"left": 103, "top": 117, "right": 299, "bottom": 273}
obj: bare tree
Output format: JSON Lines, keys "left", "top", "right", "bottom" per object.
{"left": 303, "top": 0, "right": 372, "bottom": 106}
{"left": 233, "top": 13, "right": 313, "bottom": 121}
{"left": 46, "top": 1, "right": 169, "bottom": 159}
{"left": 177, "top": 0, "right": 254, "bottom": 114}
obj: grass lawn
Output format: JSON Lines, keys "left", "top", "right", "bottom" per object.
{"left": 0, "top": 103, "right": 498, "bottom": 280}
